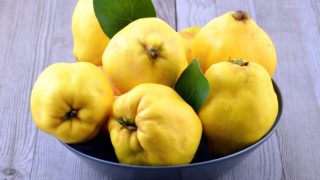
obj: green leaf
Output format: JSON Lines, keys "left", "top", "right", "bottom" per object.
{"left": 93, "top": 0, "right": 156, "bottom": 38}
{"left": 174, "top": 59, "right": 210, "bottom": 112}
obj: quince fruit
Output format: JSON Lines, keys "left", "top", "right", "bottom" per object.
{"left": 198, "top": 60, "right": 278, "bottom": 156}
{"left": 30, "top": 62, "right": 114, "bottom": 143}
{"left": 102, "top": 18, "right": 188, "bottom": 94}
{"left": 108, "top": 83, "right": 202, "bottom": 165}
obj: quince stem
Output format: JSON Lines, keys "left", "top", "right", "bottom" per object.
{"left": 229, "top": 59, "right": 249, "bottom": 66}
{"left": 116, "top": 117, "right": 137, "bottom": 131}
{"left": 232, "top": 10, "right": 249, "bottom": 22}
{"left": 147, "top": 47, "right": 160, "bottom": 59}
{"left": 61, "top": 110, "right": 78, "bottom": 121}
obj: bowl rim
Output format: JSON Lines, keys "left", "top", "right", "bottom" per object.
{"left": 61, "top": 79, "right": 283, "bottom": 170}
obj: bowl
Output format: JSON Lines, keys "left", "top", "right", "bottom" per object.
{"left": 60, "top": 80, "right": 282, "bottom": 180}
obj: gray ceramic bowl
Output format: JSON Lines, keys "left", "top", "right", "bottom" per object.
{"left": 61, "top": 80, "right": 282, "bottom": 180}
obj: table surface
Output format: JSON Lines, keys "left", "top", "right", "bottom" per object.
{"left": 1, "top": 0, "right": 320, "bottom": 179}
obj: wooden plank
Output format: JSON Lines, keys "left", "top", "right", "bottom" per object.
{"left": 28, "top": 0, "right": 177, "bottom": 179}
{"left": 152, "top": 0, "right": 177, "bottom": 29}
{"left": 176, "top": 0, "right": 283, "bottom": 179}
{"left": 254, "top": 0, "right": 320, "bottom": 179}
{"left": 296, "top": 0, "right": 320, "bottom": 106}
{"left": 0, "top": 0, "right": 48, "bottom": 179}
{"left": 176, "top": 0, "right": 216, "bottom": 30}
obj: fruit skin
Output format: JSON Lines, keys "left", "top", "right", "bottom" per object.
{"left": 179, "top": 26, "right": 201, "bottom": 64}
{"left": 30, "top": 62, "right": 114, "bottom": 143}
{"left": 108, "top": 83, "right": 202, "bottom": 166}
{"left": 98, "top": 66, "right": 121, "bottom": 96}
{"left": 198, "top": 60, "right": 278, "bottom": 156}
{"left": 72, "top": 0, "right": 109, "bottom": 65}
{"left": 192, "top": 11, "right": 277, "bottom": 76}
{"left": 103, "top": 17, "right": 188, "bottom": 94}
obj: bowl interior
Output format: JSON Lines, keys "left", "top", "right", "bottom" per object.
{"left": 63, "top": 80, "right": 283, "bottom": 168}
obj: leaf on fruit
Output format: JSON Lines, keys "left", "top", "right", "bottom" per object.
{"left": 174, "top": 59, "right": 210, "bottom": 112}
{"left": 93, "top": 0, "right": 156, "bottom": 38}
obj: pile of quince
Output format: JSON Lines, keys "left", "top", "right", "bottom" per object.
{"left": 30, "top": 0, "right": 278, "bottom": 166}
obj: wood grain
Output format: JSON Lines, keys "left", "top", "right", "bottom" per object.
{"left": 152, "top": 0, "right": 177, "bottom": 29}
{"left": 176, "top": 0, "right": 216, "bottom": 30}
{"left": 0, "top": 0, "right": 48, "bottom": 179}
{"left": 298, "top": 0, "right": 320, "bottom": 106}
{"left": 176, "top": 0, "right": 283, "bottom": 179}
{"left": 254, "top": 0, "right": 320, "bottom": 179}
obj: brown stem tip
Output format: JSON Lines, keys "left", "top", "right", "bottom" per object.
{"left": 232, "top": 10, "right": 249, "bottom": 22}
{"left": 62, "top": 109, "right": 78, "bottom": 121}
{"left": 147, "top": 47, "right": 160, "bottom": 59}
{"left": 229, "top": 59, "right": 249, "bottom": 66}
{"left": 116, "top": 117, "right": 137, "bottom": 131}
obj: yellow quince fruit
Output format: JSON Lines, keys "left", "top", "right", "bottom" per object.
{"left": 179, "top": 26, "right": 201, "bottom": 63}
{"left": 102, "top": 18, "right": 188, "bottom": 94}
{"left": 198, "top": 60, "right": 278, "bottom": 156}
{"left": 30, "top": 62, "right": 114, "bottom": 143}
{"left": 192, "top": 10, "right": 277, "bottom": 76}
{"left": 72, "top": 0, "right": 109, "bottom": 65}
{"left": 108, "top": 84, "right": 202, "bottom": 166}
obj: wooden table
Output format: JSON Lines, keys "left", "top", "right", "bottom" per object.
{"left": 1, "top": 0, "right": 319, "bottom": 179}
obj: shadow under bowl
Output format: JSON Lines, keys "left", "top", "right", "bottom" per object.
{"left": 60, "top": 80, "right": 283, "bottom": 180}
